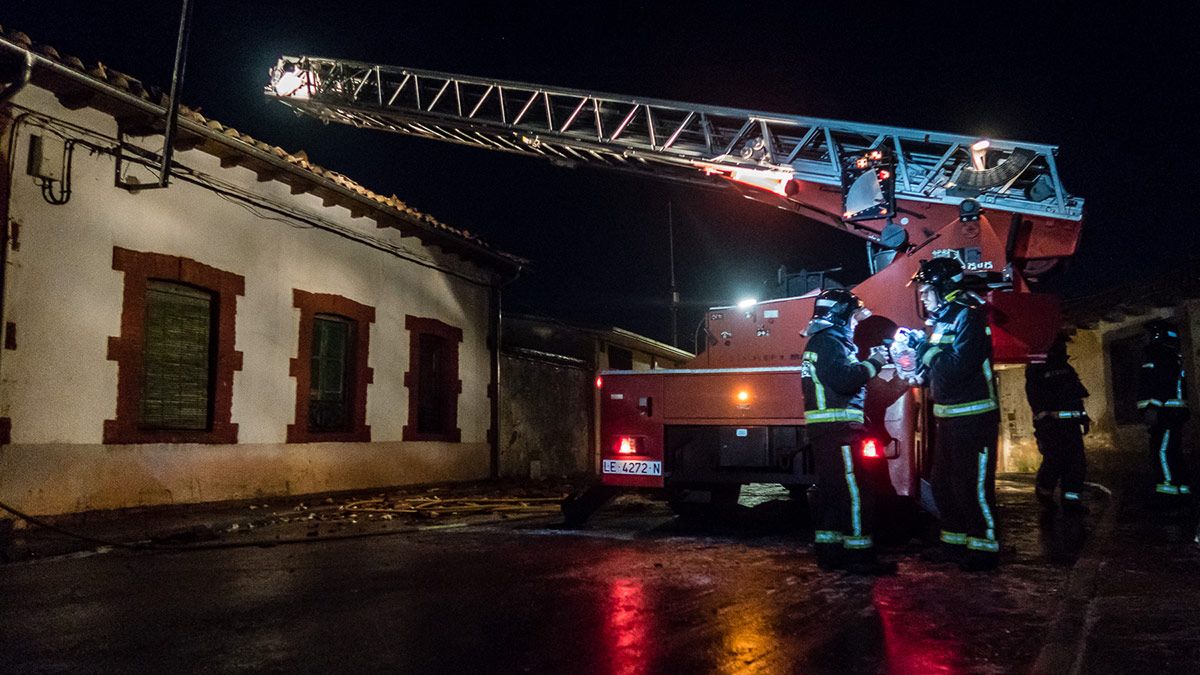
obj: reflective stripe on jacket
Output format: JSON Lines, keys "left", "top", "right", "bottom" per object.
{"left": 801, "top": 327, "right": 874, "bottom": 424}
{"left": 1137, "top": 346, "right": 1188, "bottom": 412}
{"left": 1026, "top": 361, "right": 1088, "bottom": 419}
{"left": 922, "top": 298, "right": 998, "bottom": 418}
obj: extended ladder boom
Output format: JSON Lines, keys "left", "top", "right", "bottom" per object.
{"left": 266, "top": 56, "right": 1082, "bottom": 241}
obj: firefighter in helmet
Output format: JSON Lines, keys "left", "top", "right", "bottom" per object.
{"left": 909, "top": 257, "right": 1002, "bottom": 571}
{"left": 800, "top": 288, "right": 893, "bottom": 575}
{"left": 1137, "top": 319, "right": 1191, "bottom": 501}
{"left": 1026, "top": 333, "right": 1091, "bottom": 513}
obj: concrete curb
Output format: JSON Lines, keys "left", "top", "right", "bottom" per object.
{"left": 1031, "top": 482, "right": 1118, "bottom": 675}
{"left": 2, "top": 507, "right": 563, "bottom": 566}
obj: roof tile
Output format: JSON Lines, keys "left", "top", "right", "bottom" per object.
{"left": 0, "top": 28, "right": 525, "bottom": 266}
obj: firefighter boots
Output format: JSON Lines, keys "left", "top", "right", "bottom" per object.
{"left": 842, "top": 549, "right": 897, "bottom": 576}
{"left": 920, "top": 542, "right": 965, "bottom": 565}
{"left": 959, "top": 549, "right": 1000, "bottom": 572}
{"left": 1036, "top": 487, "right": 1058, "bottom": 513}
{"left": 813, "top": 542, "right": 845, "bottom": 572}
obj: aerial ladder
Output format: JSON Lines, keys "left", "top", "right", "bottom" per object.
{"left": 266, "top": 56, "right": 1084, "bottom": 522}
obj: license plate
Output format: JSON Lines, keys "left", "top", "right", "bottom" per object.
{"left": 602, "top": 459, "right": 662, "bottom": 476}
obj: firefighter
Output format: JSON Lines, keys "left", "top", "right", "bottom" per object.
{"left": 1138, "top": 319, "right": 1191, "bottom": 502}
{"left": 1025, "top": 333, "right": 1090, "bottom": 513}
{"left": 909, "top": 257, "right": 1002, "bottom": 572}
{"left": 800, "top": 288, "right": 893, "bottom": 575}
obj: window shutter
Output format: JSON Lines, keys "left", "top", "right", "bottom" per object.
{"left": 140, "top": 281, "right": 214, "bottom": 430}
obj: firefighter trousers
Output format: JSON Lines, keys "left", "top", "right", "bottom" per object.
{"left": 932, "top": 411, "right": 1000, "bottom": 555}
{"left": 1034, "top": 420, "right": 1087, "bottom": 501}
{"left": 811, "top": 423, "right": 875, "bottom": 551}
{"left": 1149, "top": 419, "right": 1191, "bottom": 496}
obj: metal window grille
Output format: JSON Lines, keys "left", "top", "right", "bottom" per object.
{"left": 139, "top": 280, "right": 215, "bottom": 430}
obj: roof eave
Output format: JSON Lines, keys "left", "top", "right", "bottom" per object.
{"left": 0, "top": 36, "right": 527, "bottom": 276}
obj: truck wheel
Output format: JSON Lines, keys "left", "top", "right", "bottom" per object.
{"left": 667, "top": 484, "right": 740, "bottom": 518}
{"left": 560, "top": 485, "right": 616, "bottom": 527}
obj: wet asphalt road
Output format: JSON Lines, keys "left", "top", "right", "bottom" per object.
{"left": 0, "top": 478, "right": 1099, "bottom": 674}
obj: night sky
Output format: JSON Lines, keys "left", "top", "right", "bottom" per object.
{"left": 3, "top": 1, "right": 1194, "bottom": 346}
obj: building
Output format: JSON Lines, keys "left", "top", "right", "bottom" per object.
{"left": 995, "top": 263, "right": 1200, "bottom": 471}
{"left": 0, "top": 29, "right": 527, "bottom": 517}
{"left": 499, "top": 313, "right": 692, "bottom": 479}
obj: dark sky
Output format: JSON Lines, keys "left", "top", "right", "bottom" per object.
{"left": 3, "top": 1, "right": 1195, "bottom": 346}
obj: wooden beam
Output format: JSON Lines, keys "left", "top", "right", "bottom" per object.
{"left": 116, "top": 114, "right": 161, "bottom": 137}
{"left": 255, "top": 167, "right": 282, "bottom": 183}
{"left": 55, "top": 88, "right": 96, "bottom": 110}
{"left": 172, "top": 132, "right": 205, "bottom": 151}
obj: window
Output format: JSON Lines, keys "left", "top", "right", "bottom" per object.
{"left": 288, "top": 290, "right": 374, "bottom": 443}
{"left": 140, "top": 281, "right": 215, "bottom": 431}
{"left": 1108, "top": 334, "right": 1144, "bottom": 425}
{"left": 310, "top": 315, "right": 352, "bottom": 432}
{"left": 607, "top": 345, "right": 633, "bottom": 370}
{"left": 417, "top": 333, "right": 448, "bottom": 433}
{"left": 403, "top": 316, "right": 462, "bottom": 442}
{"left": 105, "top": 248, "right": 243, "bottom": 445}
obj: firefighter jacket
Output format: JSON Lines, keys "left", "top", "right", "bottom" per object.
{"left": 920, "top": 295, "right": 998, "bottom": 418}
{"left": 1138, "top": 345, "right": 1189, "bottom": 418}
{"left": 1025, "top": 359, "right": 1089, "bottom": 423}
{"left": 800, "top": 325, "right": 883, "bottom": 425}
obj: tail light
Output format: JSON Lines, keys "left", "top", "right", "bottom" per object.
{"left": 613, "top": 436, "right": 643, "bottom": 455}
{"left": 595, "top": 375, "right": 603, "bottom": 389}
{"left": 861, "top": 438, "right": 881, "bottom": 459}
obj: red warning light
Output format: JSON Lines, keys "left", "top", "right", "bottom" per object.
{"left": 615, "top": 436, "right": 640, "bottom": 455}
{"left": 595, "top": 375, "right": 604, "bottom": 389}
{"left": 878, "top": 170, "right": 891, "bottom": 180}
{"left": 861, "top": 438, "right": 881, "bottom": 459}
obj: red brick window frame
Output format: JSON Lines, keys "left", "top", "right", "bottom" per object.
{"left": 403, "top": 316, "right": 463, "bottom": 442}
{"left": 288, "top": 290, "right": 374, "bottom": 443}
{"left": 105, "top": 247, "right": 244, "bottom": 444}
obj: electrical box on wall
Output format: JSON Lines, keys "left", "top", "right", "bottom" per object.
{"left": 26, "top": 134, "right": 65, "bottom": 182}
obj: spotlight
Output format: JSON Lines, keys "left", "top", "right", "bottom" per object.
{"left": 959, "top": 198, "right": 982, "bottom": 222}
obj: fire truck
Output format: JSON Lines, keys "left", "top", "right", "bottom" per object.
{"left": 265, "top": 58, "right": 1084, "bottom": 525}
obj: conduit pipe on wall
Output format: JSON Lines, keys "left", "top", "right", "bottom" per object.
{"left": 0, "top": 51, "right": 33, "bottom": 106}
{"left": 0, "top": 52, "right": 35, "bottom": 393}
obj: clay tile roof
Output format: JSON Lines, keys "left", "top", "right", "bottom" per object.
{"left": 0, "top": 27, "right": 527, "bottom": 269}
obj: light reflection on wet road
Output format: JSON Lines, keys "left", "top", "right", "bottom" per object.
{"left": 0, "top": 477, "right": 1094, "bottom": 673}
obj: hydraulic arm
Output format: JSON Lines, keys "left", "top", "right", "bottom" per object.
{"left": 266, "top": 56, "right": 1082, "bottom": 273}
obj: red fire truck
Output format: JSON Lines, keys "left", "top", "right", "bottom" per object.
{"left": 266, "top": 58, "right": 1083, "bottom": 524}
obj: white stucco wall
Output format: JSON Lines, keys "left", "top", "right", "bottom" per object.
{"left": 0, "top": 86, "right": 499, "bottom": 515}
